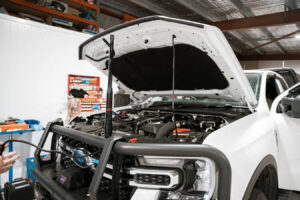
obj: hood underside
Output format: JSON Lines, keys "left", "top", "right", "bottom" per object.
{"left": 79, "top": 16, "right": 257, "bottom": 106}
{"left": 111, "top": 44, "right": 228, "bottom": 91}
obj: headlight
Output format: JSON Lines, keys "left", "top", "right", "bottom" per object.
{"left": 137, "top": 156, "right": 217, "bottom": 200}
{"left": 128, "top": 168, "right": 180, "bottom": 189}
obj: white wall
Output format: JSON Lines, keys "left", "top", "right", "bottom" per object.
{"left": 240, "top": 60, "right": 300, "bottom": 73}
{"left": 0, "top": 14, "right": 116, "bottom": 185}
{"left": 0, "top": 14, "right": 118, "bottom": 125}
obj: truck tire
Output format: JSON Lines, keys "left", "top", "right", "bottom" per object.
{"left": 250, "top": 189, "right": 267, "bottom": 200}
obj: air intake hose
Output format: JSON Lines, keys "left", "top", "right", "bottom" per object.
{"left": 156, "top": 122, "right": 176, "bottom": 139}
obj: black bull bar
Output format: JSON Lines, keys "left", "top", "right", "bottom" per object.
{"left": 33, "top": 121, "right": 231, "bottom": 200}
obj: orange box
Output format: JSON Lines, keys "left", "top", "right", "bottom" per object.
{"left": 0, "top": 123, "right": 28, "bottom": 132}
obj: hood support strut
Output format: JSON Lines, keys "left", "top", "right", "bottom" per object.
{"left": 171, "top": 35, "right": 178, "bottom": 137}
{"left": 244, "top": 96, "right": 254, "bottom": 113}
{"left": 104, "top": 35, "right": 115, "bottom": 138}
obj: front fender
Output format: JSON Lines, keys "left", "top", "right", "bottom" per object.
{"left": 204, "top": 111, "right": 278, "bottom": 200}
{"left": 242, "top": 154, "right": 277, "bottom": 200}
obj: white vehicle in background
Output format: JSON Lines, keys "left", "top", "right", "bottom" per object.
{"left": 261, "top": 68, "right": 299, "bottom": 88}
{"left": 33, "top": 16, "right": 300, "bottom": 200}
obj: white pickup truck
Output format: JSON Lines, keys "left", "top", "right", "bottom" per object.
{"left": 33, "top": 16, "right": 300, "bottom": 200}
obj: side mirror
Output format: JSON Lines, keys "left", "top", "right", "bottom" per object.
{"left": 282, "top": 95, "right": 300, "bottom": 118}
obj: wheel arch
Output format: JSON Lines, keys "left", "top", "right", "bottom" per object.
{"left": 242, "top": 154, "right": 278, "bottom": 200}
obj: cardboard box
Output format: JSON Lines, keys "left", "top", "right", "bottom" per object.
{"left": 68, "top": 7, "right": 80, "bottom": 16}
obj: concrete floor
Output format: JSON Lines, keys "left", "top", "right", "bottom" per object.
{"left": 288, "top": 192, "right": 300, "bottom": 200}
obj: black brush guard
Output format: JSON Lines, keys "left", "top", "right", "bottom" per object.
{"left": 33, "top": 121, "right": 232, "bottom": 200}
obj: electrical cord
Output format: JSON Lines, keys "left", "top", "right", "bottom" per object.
{"left": 0, "top": 139, "right": 102, "bottom": 158}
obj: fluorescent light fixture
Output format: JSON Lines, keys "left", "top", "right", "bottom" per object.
{"left": 295, "top": 35, "right": 300, "bottom": 39}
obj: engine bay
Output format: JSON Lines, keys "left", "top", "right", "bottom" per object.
{"left": 70, "top": 109, "right": 228, "bottom": 144}
{"left": 34, "top": 108, "right": 245, "bottom": 200}
{"left": 34, "top": 108, "right": 243, "bottom": 200}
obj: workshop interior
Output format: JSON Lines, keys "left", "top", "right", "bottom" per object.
{"left": 1, "top": 0, "right": 300, "bottom": 200}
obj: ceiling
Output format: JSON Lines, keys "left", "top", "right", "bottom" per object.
{"left": 98, "top": 0, "right": 300, "bottom": 60}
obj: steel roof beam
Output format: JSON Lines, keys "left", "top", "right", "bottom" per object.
{"left": 242, "top": 29, "right": 300, "bottom": 54}
{"left": 210, "top": 9, "right": 300, "bottom": 31}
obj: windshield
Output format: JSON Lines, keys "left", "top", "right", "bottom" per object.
{"left": 144, "top": 73, "right": 261, "bottom": 108}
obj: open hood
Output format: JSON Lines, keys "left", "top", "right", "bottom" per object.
{"left": 79, "top": 16, "right": 257, "bottom": 106}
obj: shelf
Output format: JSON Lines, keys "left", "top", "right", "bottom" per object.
{"left": 2, "top": 0, "right": 98, "bottom": 30}
{"left": 59, "top": 0, "right": 98, "bottom": 12}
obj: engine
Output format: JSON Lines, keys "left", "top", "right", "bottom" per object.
{"left": 70, "top": 109, "right": 227, "bottom": 144}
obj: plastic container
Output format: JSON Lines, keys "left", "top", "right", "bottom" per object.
{"left": 26, "top": 157, "right": 36, "bottom": 182}
{"left": 24, "top": 120, "right": 40, "bottom": 128}
{"left": 26, "top": 155, "right": 46, "bottom": 182}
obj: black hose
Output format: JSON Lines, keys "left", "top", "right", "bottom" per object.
{"left": 155, "top": 122, "right": 176, "bottom": 139}
{"left": 0, "top": 139, "right": 101, "bottom": 158}
{"left": 135, "top": 117, "right": 162, "bottom": 134}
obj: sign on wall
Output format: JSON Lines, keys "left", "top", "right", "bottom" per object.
{"left": 67, "top": 74, "right": 106, "bottom": 120}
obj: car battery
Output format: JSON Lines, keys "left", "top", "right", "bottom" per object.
{"left": 4, "top": 178, "right": 34, "bottom": 200}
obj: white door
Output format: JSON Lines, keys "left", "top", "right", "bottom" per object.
{"left": 271, "top": 83, "right": 300, "bottom": 191}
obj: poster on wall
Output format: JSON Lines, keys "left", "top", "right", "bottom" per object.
{"left": 67, "top": 74, "right": 106, "bottom": 120}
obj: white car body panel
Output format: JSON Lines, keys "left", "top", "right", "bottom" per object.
{"left": 204, "top": 111, "right": 278, "bottom": 200}
{"left": 203, "top": 70, "right": 289, "bottom": 199}
{"left": 271, "top": 83, "right": 300, "bottom": 191}
{"left": 81, "top": 17, "right": 257, "bottom": 106}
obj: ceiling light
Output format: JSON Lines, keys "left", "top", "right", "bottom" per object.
{"left": 295, "top": 35, "right": 300, "bottom": 39}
